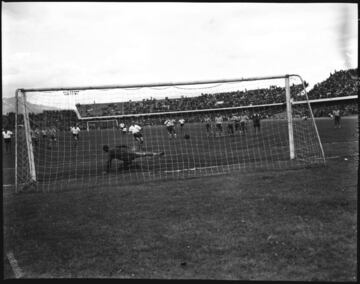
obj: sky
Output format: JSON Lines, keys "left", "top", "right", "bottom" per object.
{"left": 2, "top": 2, "right": 358, "bottom": 109}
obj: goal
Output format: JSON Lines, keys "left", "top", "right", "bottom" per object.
{"left": 15, "top": 75, "right": 326, "bottom": 192}
{"left": 86, "top": 119, "right": 118, "bottom": 131}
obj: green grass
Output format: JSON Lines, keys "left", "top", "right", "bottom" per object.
{"left": 3, "top": 116, "right": 358, "bottom": 279}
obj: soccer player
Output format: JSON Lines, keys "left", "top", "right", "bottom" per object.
{"left": 164, "top": 118, "right": 177, "bottom": 139}
{"left": 31, "top": 128, "right": 40, "bottom": 147}
{"left": 2, "top": 128, "right": 13, "bottom": 153}
{"left": 47, "top": 126, "right": 57, "bottom": 149}
{"left": 119, "top": 122, "right": 126, "bottom": 134}
{"left": 240, "top": 113, "right": 249, "bottom": 134}
{"left": 215, "top": 114, "right": 223, "bottom": 136}
{"left": 70, "top": 124, "right": 81, "bottom": 146}
{"left": 103, "top": 144, "right": 164, "bottom": 172}
{"left": 41, "top": 128, "right": 47, "bottom": 139}
{"left": 204, "top": 115, "right": 212, "bottom": 135}
{"left": 227, "top": 115, "right": 235, "bottom": 136}
{"left": 233, "top": 113, "right": 241, "bottom": 133}
{"left": 128, "top": 121, "right": 144, "bottom": 149}
{"left": 333, "top": 109, "right": 341, "bottom": 128}
{"left": 178, "top": 118, "right": 185, "bottom": 133}
{"left": 252, "top": 113, "right": 261, "bottom": 134}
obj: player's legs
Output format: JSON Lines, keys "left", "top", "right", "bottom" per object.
{"left": 206, "top": 124, "right": 211, "bottom": 134}
{"left": 228, "top": 124, "right": 234, "bottom": 135}
{"left": 335, "top": 116, "right": 341, "bottom": 128}
{"left": 73, "top": 134, "right": 79, "bottom": 146}
{"left": 240, "top": 122, "right": 245, "bottom": 134}
{"left": 47, "top": 138, "right": 52, "bottom": 149}
{"left": 134, "top": 133, "right": 144, "bottom": 150}
{"left": 4, "top": 139, "right": 11, "bottom": 153}
{"left": 216, "top": 123, "right": 222, "bottom": 136}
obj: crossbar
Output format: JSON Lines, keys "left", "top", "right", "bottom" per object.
{"left": 17, "top": 74, "right": 297, "bottom": 93}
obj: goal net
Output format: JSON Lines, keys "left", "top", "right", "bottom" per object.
{"left": 86, "top": 119, "right": 118, "bottom": 131}
{"left": 15, "top": 75, "right": 326, "bottom": 192}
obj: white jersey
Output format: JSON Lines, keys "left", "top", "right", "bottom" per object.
{"left": 178, "top": 119, "right": 185, "bottom": 125}
{"left": 2, "top": 130, "right": 13, "bottom": 139}
{"left": 240, "top": 115, "right": 249, "bottom": 122}
{"left": 129, "top": 124, "right": 141, "bottom": 134}
{"left": 164, "top": 119, "right": 176, "bottom": 127}
{"left": 215, "top": 116, "right": 223, "bottom": 124}
{"left": 70, "top": 127, "right": 81, "bottom": 135}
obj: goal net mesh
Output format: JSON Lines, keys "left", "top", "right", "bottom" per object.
{"left": 15, "top": 76, "right": 325, "bottom": 192}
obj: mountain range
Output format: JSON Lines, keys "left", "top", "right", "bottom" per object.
{"left": 2, "top": 97, "right": 61, "bottom": 115}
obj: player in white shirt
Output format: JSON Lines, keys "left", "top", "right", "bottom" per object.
{"left": 164, "top": 118, "right": 177, "bottom": 139}
{"left": 178, "top": 118, "right": 185, "bottom": 134}
{"left": 240, "top": 113, "right": 249, "bottom": 134}
{"left": 70, "top": 124, "right": 81, "bottom": 146}
{"left": 2, "top": 128, "right": 13, "bottom": 153}
{"left": 128, "top": 122, "right": 144, "bottom": 150}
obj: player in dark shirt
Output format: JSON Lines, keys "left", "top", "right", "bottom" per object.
{"left": 253, "top": 113, "right": 261, "bottom": 134}
{"left": 103, "top": 145, "right": 164, "bottom": 172}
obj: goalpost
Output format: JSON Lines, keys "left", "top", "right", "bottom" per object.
{"left": 15, "top": 74, "right": 326, "bottom": 192}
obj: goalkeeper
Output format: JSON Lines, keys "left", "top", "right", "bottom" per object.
{"left": 103, "top": 144, "right": 164, "bottom": 172}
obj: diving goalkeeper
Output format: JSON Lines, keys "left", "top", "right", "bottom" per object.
{"left": 103, "top": 144, "right": 164, "bottom": 172}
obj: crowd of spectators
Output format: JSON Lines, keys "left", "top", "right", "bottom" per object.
{"left": 76, "top": 84, "right": 305, "bottom": 117}
{"left": 306, "top": 68, "right": 358, "bottom": 100}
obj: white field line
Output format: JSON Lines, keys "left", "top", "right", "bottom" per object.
{"left": 6, "top": 252, "right": 23, "bottom": 278}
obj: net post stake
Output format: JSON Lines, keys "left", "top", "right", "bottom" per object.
{"left": 21, "top": 90, "right": 37, "bottom": 183}
{"left": 285, "top": 75, "right": 295, "bottom": 160}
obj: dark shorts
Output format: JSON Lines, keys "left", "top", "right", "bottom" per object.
{"left": 235, "top": 122, "right": 240, "bottom": 130}
{"left": 334, "top": 116, "right": 341, "bottom": 123}
{"left": 254, "top": 123, "right": 260, "bottom": 128}
{"left": 133, "top": 132, "right": 143, "bottom": 140}
{"left": 72, "top": 134, "right": 79, "bottom": 140}
{"left": 4, "top": 138, "right": 11, "bottom": 144}
{"left": 51, "top": 135, "right": 56, "bottom": 140}
{"left": 206, "top": 123, "right": 211, "bottom": 130}
{"left": 167, "top": 126, "right": 175, "bottom": 134}
{"left": 216, "top": 123, "right": 222, "bottom": 130}
{"left": 240, "top": 121, "right": 246, "bottom": 129}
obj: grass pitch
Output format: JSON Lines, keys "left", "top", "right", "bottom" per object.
{"left": 3, "top": 116, "right": 358, "bottom": 280}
